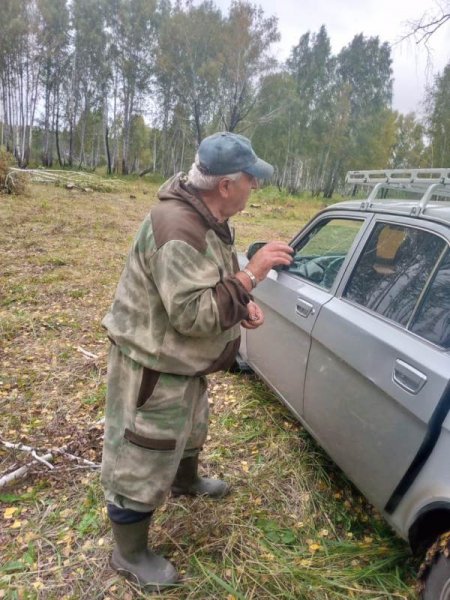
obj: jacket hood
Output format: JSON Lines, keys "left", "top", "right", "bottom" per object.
{"left": 157, "top": 173, "right": 234, "bottom": 245}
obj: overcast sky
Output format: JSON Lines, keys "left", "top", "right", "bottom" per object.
{"left": 212, "top": 0, "right": 450, "bottom": 115}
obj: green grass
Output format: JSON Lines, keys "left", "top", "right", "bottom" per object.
{"left": 0, "top": 179, "right": 418, "bottom": 599}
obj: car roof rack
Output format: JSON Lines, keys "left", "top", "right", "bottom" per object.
{"left": 345, "top": 169, "right": 450, "bottom": 216}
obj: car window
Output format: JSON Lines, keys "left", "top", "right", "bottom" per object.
{"left": 344, "top": 222, "right": 447, "bottom": 328}
{"left": 410, "top": 249, "right": 450, "bottom": 349}
{"left": 287, "top": 218, "right": 363, "bottom": 289}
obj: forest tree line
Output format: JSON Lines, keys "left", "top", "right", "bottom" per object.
{"left": 0, "top": 0, "right": 449, "bottom": 196}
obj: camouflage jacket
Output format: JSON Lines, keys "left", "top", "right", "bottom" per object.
{"left": 102, "top": 173, "right": 251, "bottom": 375}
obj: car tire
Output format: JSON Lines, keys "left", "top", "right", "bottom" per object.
{"left": 421, "top": 550, "right": 450, "bottom": 599}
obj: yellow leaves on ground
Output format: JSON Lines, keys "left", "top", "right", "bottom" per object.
{"left": 57, "top": 529, "right": 75, "bottom": 558}
{"left": 32, "top": 580, "right": 45, "bottom": 591}
{"left": 16, "top": 531, "right": 37, "bottom": 545}
{"left": 362, "top": 536, "right": 374, "bottom": 546}
{"left": 3, "top": 507, "right": 28, "bottom": 529}
{"left": 4, "top": 506, "right": 18, "bottom": 519}
{"left": 223, "top": 394, "right": 237, "bottom": 405}
{"left": 306, "top": 538, "right": 323, "bottom": 553}
{"left": 296, "top": 558, "right": 313, "bottom": 567}
{"left": 261, "top": 552, "right": 275, "bottom": 561}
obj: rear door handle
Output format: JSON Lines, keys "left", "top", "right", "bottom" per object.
{"left": 296, "top": 298, "right": 315, "bottom": 318}
{"left": 393, "top": 359, "right": 427, "bottom": 394}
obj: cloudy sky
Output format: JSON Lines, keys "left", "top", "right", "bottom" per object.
{"left": 212, "top": 0, "right": 450, "bottom": 115}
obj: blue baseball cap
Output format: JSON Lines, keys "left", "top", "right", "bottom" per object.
{"left": 197, "top": 132, "right": 274, "bottom": 180}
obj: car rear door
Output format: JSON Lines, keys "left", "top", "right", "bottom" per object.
{"left": 303, "top": 215, "right": 450, "bottom": 514}
{"left": 242, "top": 212, "right": 368, "bottom": 419}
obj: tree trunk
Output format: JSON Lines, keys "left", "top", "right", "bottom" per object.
{"left": 105, "top": 125, "right": 112, "bottom": 175}
{"left": 55, "top": 90, "right": 63, "bottom": 167}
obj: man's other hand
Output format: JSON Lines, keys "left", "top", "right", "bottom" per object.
{"left": 241, "top": 301, "right": 264, "bottom": 329}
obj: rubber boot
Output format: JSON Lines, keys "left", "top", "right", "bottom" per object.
{"left": 171, "top": 455, "right": 230, "bottom": 498}
{"left": 109, "top": 516, "right": 178, "bottom": 589}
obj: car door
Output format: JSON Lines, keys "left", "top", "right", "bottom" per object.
{"left": 303, "top": 216, "right": 450, "bottom": 514}
{"left": 243, "top": 212, "right": 369, "bottom": 419}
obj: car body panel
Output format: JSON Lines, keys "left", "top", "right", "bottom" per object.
{"left": 303, "top": 296, "right": 449, "bottom": 512}
{"left": 239, "top": 211, "right": 370, "bottom": 417}
{"left": 240, "top": 270, "right": 327, "bottom": 418}
{"left": 239, "top": 197, "right": 450, "bottom": 542}
{"left": 400, "top": 426, "right": 450, "bottom": 537}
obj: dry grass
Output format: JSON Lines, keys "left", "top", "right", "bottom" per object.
{"left": 0, "top": 180, "right": 417, "bottom": 599}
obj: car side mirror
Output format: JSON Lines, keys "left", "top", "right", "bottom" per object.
{"left": 246, "top": 241, "right": 267, "bottom": 260}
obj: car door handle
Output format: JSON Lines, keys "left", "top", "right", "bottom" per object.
{"left": 393, "top": 359, "right": 427, "bottom": 394}
{"left": 296, "top": 298, "right": 315, "bottom": 318}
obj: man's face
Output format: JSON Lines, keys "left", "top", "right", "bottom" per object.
{"left": 219, "top": 173, "right": 258, "bottom": 219}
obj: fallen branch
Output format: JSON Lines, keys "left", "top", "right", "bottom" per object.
{"left": 52, "top": 448, "right": 99, "bottom": 468}
{"left": 6, "top": 168, "right": 126, "bottom": 193}
{"left": 1, "top": 441, "right": 54, "bottom": 469}
{"left": 0, "top": 453, "right": 54, "bottom": 488}
{"left": 0, "top": 421, "right": 104, "bottom": 488}
{"left": 77, "top": 346, "right": 99, "bottom": 360}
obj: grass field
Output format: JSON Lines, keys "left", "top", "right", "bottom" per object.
{"left": 0, "top": 179, "right": 418, "bottom": 599}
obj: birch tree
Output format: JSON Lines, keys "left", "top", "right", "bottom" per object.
{"left": 427, "top": 63, "right": 450, "bottom": 166}
{"left": 156, "top": 1, "right": 223, "bottom": 147}
{"left": 63, "top": 0, "right": 111, "bottom": 168}
{"left": 217, "top": 0, "right": 279, "bottom": 132}
{"left": 107, "top": 0, "right": 158, "bottom": 174}
{"left": 36, "top": 0, "right": 69, "bottom": 166}
{"left": 0, "top": 0, "right": 41, "bottom": 166}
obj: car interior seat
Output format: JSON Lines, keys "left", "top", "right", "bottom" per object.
{"left": 373, "top": 226, "right": 408, "bottom": 275}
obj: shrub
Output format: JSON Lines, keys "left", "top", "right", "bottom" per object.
{"left": 0, "top": 148, "right": 27, "bottom": 194}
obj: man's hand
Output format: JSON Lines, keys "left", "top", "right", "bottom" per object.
{"left": 241, "top": 300, "right": 264, "bottom": 329}
{"left": 247, "top": 241, "right": 293, "bottom": 283}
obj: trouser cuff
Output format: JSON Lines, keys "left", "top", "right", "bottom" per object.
{"left": 107, "top": 503, "right": 153, "bottom": 524}
{"left": 181, "top": 447, "right": 202, "bottom": 459}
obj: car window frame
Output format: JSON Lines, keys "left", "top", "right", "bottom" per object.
{"left": 284, "top": 210, "right": 373, "bottom": 293}
{"left": 335, "top": 214, "right": 450, "bottom": 352}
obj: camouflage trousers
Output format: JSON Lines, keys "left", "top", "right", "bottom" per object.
{"left": 101, "top": 344, "right": 209, "bottom": 512}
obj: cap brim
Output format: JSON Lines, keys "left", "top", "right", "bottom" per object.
{"left": 243, "top": 158, "right": 274, "bottom": 180}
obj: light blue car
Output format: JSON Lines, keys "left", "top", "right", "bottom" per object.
{"left": 238, "top": 169, "right": 450, "bottom": 599}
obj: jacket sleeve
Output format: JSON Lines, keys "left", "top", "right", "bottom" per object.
{"left": 150, "top": 240, "right": 250, "bottom": 338}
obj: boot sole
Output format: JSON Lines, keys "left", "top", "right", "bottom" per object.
{"left": 109, "top": 556, "right": 179, "bottom": 590}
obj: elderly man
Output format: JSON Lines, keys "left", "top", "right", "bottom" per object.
{"left": 101, "top": 132, "right": 293, "bottom": 588}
